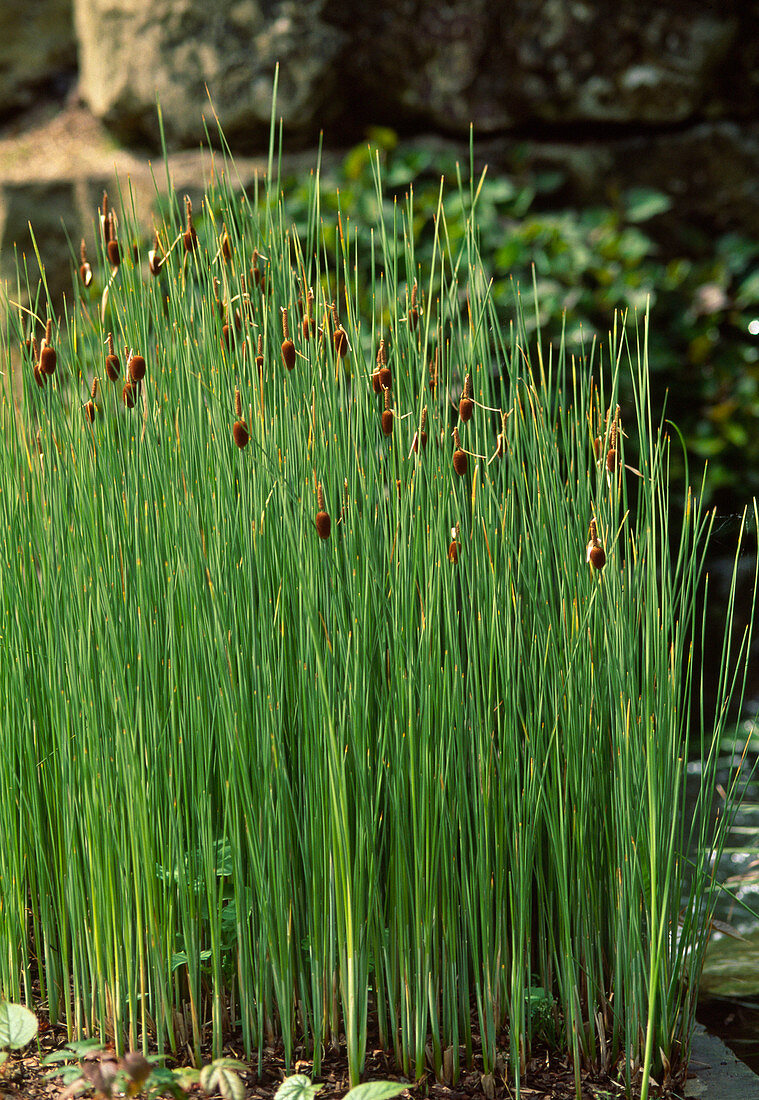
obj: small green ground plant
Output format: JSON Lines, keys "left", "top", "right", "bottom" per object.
{"left": 0, "top": 88, "right": 756, "bottom": 1100}
{"left": 0, "top": 1001, "right": 38, "bottom": 1068}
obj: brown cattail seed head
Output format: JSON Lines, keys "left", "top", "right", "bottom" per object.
{"left": 84, "top": 400, "right": 96, "bottom": 423}
{"left": 413, "top": 407, "right": 429, "bottom": 453}
{"left": 316, "top": 484, "right": 331, "bottom": 539}
{"left": 302, "top": 315, "right": 316, "bottom": 339}
{"left": 381, "top": 388, "right": 394, "bottom": 435}
{"left": 586, "top": 519, "right": 605, "bottom": 569}
{"left": 448, "top": 523, "right": 460, "bottom": 564}
{"left": 379, "top": 367, "right": 392, "bottom": 390}
{"left": 107, "top": 237, "right": 120, "bottom": 269}
{"left": 334, "top": 326, "right": 349, "bottom": 359}
{"left": 183, "top": 196, "right": 198, "bottom": 252}
{"left": 39, "top": 328, "right": 56, "bottom": 375}
{"left": 122, "top": 381, "right": 136, "bottom": 408}
{"left": 409, "top": 281, "right": 419, "bottom": 330}
{"left": 33, "top": 364, "right": 45, "bottom": 388}
{"left": 234, "top": 387, "right": 243, "bottom": 419}
{"left": 428, "top": 350, "right": 438, "bottom": 394}
{"left": 233, "top": 420, "right": 249, "bottom": 449}
{"left": 79, "top": 239, "right": 92, "bottom": 286}
{"left": 91, "top": 378, "right": 99, "bottom": 402}
{"left": 452, "top": 428, "right": 467, "bottom": 476}
{"left": 282, "top": 340, "right": 296, "bottom": 371}
{"left": 588, "top": 543, "right": 606, "bottom": 569}
{"left": 459, "top": 396, "right": 473, "bottom": 422}
{"left": 129, "top": 354, "right": 146, "bottom": 382}
{"left": 256, "top": 333, "right": 264, "bottom": 375}
{"left": 371, "top": 371, "right": 382, "bottom": 394}
{"left": 105, "top": 334, "right": 120, "bottom": 381}
{"left": 221, "top": 226, "right": 232, "bottom": 262}
{"left": 149, "top": 233, "right": 163, "bottom": 276}
{"left": 606, "top": 449, "right": 618, "bottom": 472}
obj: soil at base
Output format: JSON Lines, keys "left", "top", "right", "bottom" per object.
{"left": 0, "top": 1009, "right": 689, "bottom": 1100}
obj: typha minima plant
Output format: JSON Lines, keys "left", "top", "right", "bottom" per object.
{"left": 0, "top": 91, "right": 754, "bottom": 1100}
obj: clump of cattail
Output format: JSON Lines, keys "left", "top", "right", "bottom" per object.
{"left": 448, "top": 523, "right": 460, "bottom": 564}
{"left": 586, "top": 518, "right": 606, "bottom": 570}
{"left": 105, "top": 332, "right": 120, "bottom": 381}
{"left": 281, "top": 308, "right": 296, "bottom": 371}
{"left": 148, "top": 232, "right": 163, "bottom": 276}
{"left": 39, "top": 320, "right": 56, "bottom": 375}
{"left": 79, "top": 239, "right": 92, "bottom": 287}
{"left": 183, "top": 195, "right": 198, "bottom": 253}
{"left": 332, "top": 303, "right": 349, "bottom": 359}
{"left": 122, "top": 381, "right": 137, "bottom": 408}
{"left": 452, "top": 427, "right": 468, "bottom": 476}
{"left": 255, "top": 332, "right": 264, "bottom": 375}
{"left": 381, "top": 388, "right": 394, "bottom": 435}
{"left": 315, "top": 484, "right": 331, "bottom": 540}
{"left": 412, "top": 407, "right": 428, "bottom": 453}
{"left": 302, "top": 288, "right": 316, "bottom": 339}
{"left": 129, "top": 351, "right": 146, "bottom": 383}
{"left": 408, "top": 280, "right": 419, "bottom": 330}
{"left": 459, "top": 373, "right": 473, "bottom": 422}
{"left": 84, "top": 378, "right": 99, "bottom": 422}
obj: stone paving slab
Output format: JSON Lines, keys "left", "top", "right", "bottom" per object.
{"left": 687, "top": 1023, "right": 759, "bottom": 1098}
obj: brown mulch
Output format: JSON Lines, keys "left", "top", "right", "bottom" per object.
{"left": 0, "top": 1005, "right": 687, "bottom": 1100}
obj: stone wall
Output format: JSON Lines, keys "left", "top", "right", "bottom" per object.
{"left": 2, "top": 0, "right": 759, "bottom": 304}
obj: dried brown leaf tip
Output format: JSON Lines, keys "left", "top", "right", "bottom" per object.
{"left": 332, "top": 303, "right": 349, "bottom": 359}
{"left": 183, "top": 195, "right": 198, "bottom": 253}
{"left": 281, "top": 308, "right": 296, "bottom": 371}
{"left": 452, "top": 427, "right": 468, "bottom": 477}
{"left": 381, "top": 387, "right": 394, "bottom": 436}
{"left": 39, "top": 320, "right": 56, "bottom": 376}
{"left": 79, "top": 239, "right": 92, "bottom": 287}
{"left": 315, "top": 483, "right": 331, "bottom": 540}
{"left": 459, "top": 373, "right": 473, "bottom": 422}
{"left": 448, "top": 522, "right": 460, "bottom": 564}
{"left": 105, "top": 332, "right": 120, "bottom": 381}
{"left": 408, "top": 280, "right": 419, "bottom": 330}
{"left": 586, "top": 518, "right": 606, "bottom": 570}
